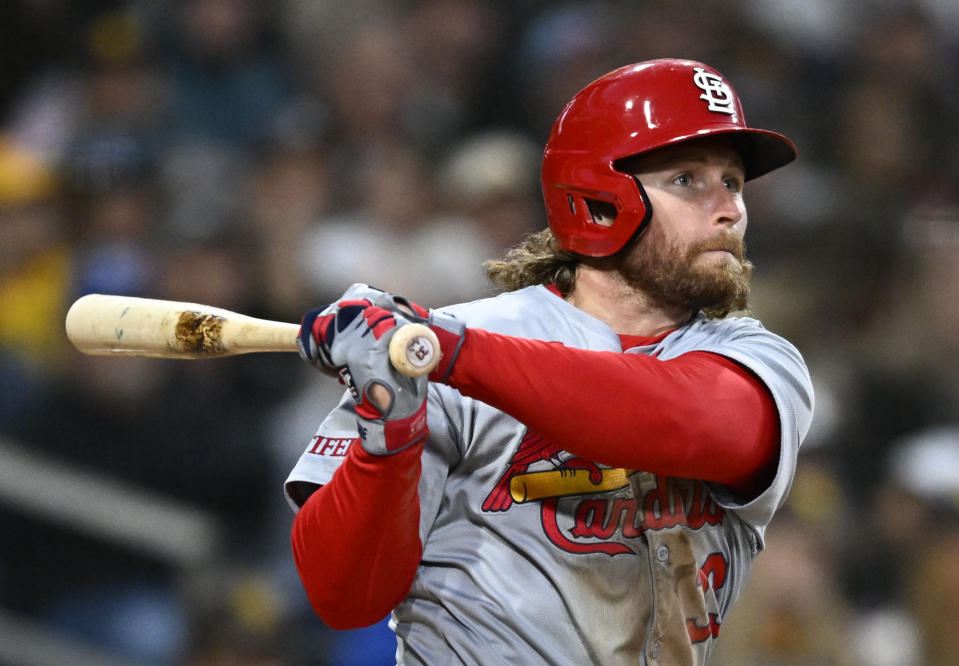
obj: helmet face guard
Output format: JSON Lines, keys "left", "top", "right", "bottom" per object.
{"left": 541, "top": 59, "right": 797, "bottom": 257}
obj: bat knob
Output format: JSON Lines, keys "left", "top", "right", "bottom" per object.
{"left": 389, "top": 323, "right": 440, "bottom": 378}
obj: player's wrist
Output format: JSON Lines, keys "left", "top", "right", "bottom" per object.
{"left": 353, "top": 398, "right": 429, "bottom": 455}
{"left": 426, "top": 311, "right": 466, "bottom": 384}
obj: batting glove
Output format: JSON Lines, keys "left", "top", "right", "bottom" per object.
{"left": 299, "top": 283, "right": 466, "bottom": 386}
{"left": 419, "top": 308, "right": 466, "bottom": 385}
{"left": 297, "top": 284, "right": 403, "bottom": 373}
{"left": 368, "top": 298, "right": 467, "bottom": 385}
{"left": 300, "top": 298, "right": 430, "bottom": 455}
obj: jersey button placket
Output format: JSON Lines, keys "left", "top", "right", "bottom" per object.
{"left": 648, "top": 546, "right": 667, "bottom": 662}
{"left": 656, "top": 544, "right": 670, "bottom": 563}
{"left": 649, "top": 640, "right": 661, "bottom": 660}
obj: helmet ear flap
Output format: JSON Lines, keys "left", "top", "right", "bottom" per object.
{"left": 571, "top": 177, "right": 655, "bottom": 256}
{"left": 616, "top": 176, "right": 654, "bottom": 251}
{"left": 543, "top": 158, "right": 652, "bottom": 257}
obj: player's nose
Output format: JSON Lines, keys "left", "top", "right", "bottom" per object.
{"left": 707, "top": 184, "right": 744, "bottom": 228}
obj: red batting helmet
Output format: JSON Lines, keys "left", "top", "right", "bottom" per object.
{"left": 541, "top": 59, "right": 797, "bottom": 257}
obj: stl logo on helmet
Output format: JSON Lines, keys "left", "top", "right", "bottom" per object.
{"left": 692, "top": 67, "right": 736, "bottom": 115}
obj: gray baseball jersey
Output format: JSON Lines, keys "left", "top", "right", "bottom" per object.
{"left": 286, "top": 285, "right": 814, "bottom": 665}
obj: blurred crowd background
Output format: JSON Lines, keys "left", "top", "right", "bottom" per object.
{"left": 1, "top": 0, "right": 958, "bottom": 664}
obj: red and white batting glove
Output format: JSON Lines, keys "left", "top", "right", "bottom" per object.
{"left": 388, "top": 299, "right": 466, "bottom": 386}
{"left": 299, "top": 301, "right": 427, "bottom": 455}
{"left": 298, "top": 283, "right": 466, "bottom": 385}
{"left": 297, "top": 284, "right": 465, "bottom": 454}
{"left": 297, "top": 284, "right": 399, "bottom": 374}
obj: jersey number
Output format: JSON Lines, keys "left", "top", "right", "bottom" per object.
{"left": 686, "top": 552, "right": 727, "bottom": 643}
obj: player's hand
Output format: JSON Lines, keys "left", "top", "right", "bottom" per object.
{"left": 298, "top": 284, "right": 446, "bottom": 454}
{"left": 297, "top": 301, "right": 339, "bottom": 377}
{"left": 411, "top": 306, "right": 467, "bottom": 385}
{"left": 299, "top": 283, "right": 466, "bottom": 385}
{"left": 300, "top": 297, "right": 429, "bottom": 455}
{"left": 297, "top": 283, "right": 399, "bottom": 375}
{"left": 360, "top": 289, "right": 467, "bottom": 385}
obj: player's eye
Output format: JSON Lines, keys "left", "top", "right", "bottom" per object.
{"left": 723, "top": 176, "right": 743, "bottom": 193}
{"left": 673, "top": 172, "right": 692, "bottom": 186}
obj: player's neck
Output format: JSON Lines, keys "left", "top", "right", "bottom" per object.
{"left": 565, "top": 263, "right": 692, "bottom": 337}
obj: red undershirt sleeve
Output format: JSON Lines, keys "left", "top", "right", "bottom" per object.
{"left": 290, "top": 441, "right": 423, "bottom": 630}
{"left": 448, "top": 328, "right": 779, "bottom": 496}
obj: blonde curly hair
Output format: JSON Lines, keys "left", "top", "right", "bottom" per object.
{"left": 484, "top": 228, "right": 580, "bottom": 296}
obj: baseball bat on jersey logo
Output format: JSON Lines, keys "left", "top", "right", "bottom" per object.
{"left": 509, "top": 467, "right": 634, "bottom": 502}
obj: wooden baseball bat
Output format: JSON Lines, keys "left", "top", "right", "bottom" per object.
{"left": 64, "top": 294, "right": 441, "bottom": 378}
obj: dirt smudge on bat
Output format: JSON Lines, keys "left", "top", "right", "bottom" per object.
{"left": 174, "top": 311, "right": 227, "bottom": 355}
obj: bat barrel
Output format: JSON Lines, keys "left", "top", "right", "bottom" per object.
{"left": 65, "top": 294, "right": 299, "bottom": 359}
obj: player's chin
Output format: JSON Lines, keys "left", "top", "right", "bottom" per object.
{"left": 695, "top": 249, "right": 739, "bottom": 268}
{"left": 687, "top": 257, "right": 752, "bottom": 298}
{"left": 688, "top": 270, "right": 751, "bottom": 316}
{"left": 691, "top": 254, "right": 748, "bottom": 282}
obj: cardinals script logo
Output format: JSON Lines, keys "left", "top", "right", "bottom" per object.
{"left": 484, "top": 430, "right": 725, "bottom": 556}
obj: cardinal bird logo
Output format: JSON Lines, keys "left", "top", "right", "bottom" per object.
{"left": 481, "top": 428, "right": 725, "bottom": 558}
{"left": 482, "top": 430, "right": 624, "bottom": 512}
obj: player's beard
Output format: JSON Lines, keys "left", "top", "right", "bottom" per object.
{"left": 616, "top": 224, "right": 753, "bottom": 319}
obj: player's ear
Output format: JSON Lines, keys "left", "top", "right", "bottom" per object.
{"left": 586, "top": 199, "right": 617, "bottom": 227}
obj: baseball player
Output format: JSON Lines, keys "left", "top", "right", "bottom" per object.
{"left": 285, "top": 59, "right": 814, "bottom": 665}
